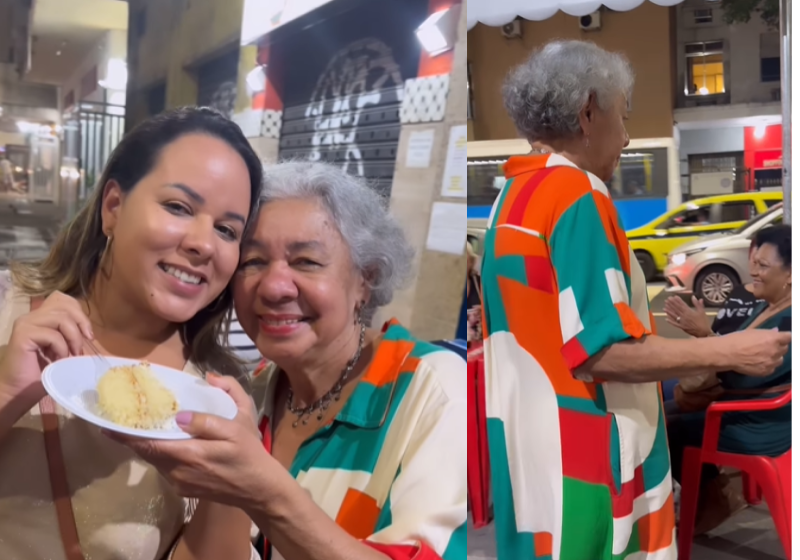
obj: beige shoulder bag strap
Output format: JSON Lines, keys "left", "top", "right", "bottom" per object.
{"left": 31, "top": 297, "right": 86, "bottom": 560}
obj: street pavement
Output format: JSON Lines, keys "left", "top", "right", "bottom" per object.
{"left": 468, "top": 283, "right": 787, "bottom": 560}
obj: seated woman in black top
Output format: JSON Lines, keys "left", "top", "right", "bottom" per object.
{"left": 665, "top": 239, "right": 763, "bottom": 339}
{"left": 668, "top": 225, "right": 792, "bottom": 535}
{"left": 663, "top": 240, "right": 764, "bottom": 412}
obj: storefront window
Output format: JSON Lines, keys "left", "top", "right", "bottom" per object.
{"left": 2, "top": 145, "right": 30, "bottom": 195}
{"left": 656, "top": 205, "right": 712, "bottom": 229}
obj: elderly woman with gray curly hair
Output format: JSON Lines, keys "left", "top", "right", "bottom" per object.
{"left": 480, "top": 40, "right": 789, "bottom": 560}
{"left": 109, "top": 161, "right": 467, "bottom": 560}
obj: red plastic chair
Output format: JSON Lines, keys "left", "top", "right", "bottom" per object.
{"left": 467, "top": 351, "right": 491, "bottom": 528}
{"left": 678, "top": 390, "right": 791, "bottom": 560}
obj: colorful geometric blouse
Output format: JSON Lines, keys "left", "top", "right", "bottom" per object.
{"left": 250, "top": 319, "right": 467, "bottom": 560}
{"left": 480, "top": 154, "right": 676, "bottom": 560}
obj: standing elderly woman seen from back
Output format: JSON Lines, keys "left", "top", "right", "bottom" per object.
{"left": 113, "top": 161, "right": 468, "bottom": 560}
{"left": 480, "top": 40, "right": 790, "bottom": 560}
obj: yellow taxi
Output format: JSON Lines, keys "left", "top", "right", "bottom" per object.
{"left": 627, "top": 191, "right": 782, "bottom": 281}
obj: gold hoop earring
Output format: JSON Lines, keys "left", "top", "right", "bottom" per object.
{"left": 100, "top": 235, "right": 113, "bottom": 263}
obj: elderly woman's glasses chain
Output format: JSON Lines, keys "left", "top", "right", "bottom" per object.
{"left": 286, "top": 322, "right": 367, "bottom": 428}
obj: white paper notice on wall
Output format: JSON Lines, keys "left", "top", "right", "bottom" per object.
{"left": 406, "top": 129, "right": 435, "bottom": 168}
{"left": 232, "top": 109, "right": 262, "bottom": 138}
{"left": 440, "top": 125, "right": 468, "bottom": 197}
{"left": 426, "top": 202, "right": 467, "bottom": 255}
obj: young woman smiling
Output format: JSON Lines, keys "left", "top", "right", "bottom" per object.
{"left": 0, "top": 107, "right": 264, "bottom": 560}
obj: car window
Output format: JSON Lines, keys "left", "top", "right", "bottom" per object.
{"left": 663, "top": 205, "right": 712, "bottom": 228}
{"left": 719, "top": 201, "right": 757, "bottom": 222}
{"left": 654, "top": 209, "right": 681, "bottom": 229}
{"left": 765, "top": 199, "right": 783, "bottom": 208}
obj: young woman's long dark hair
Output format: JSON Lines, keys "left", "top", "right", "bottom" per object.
{"left": 11, "top": 107, "right": 263, "bottom": 378}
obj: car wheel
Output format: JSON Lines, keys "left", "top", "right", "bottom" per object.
{"left": 695, "top": 266, "right": 740, "bottom": 308}
{"left": 635, "top": 251, "right": 656, "bottom": 282}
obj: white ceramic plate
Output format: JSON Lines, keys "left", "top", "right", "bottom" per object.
{"left": 41, "top": 356, "right": 237, "bottom": 440}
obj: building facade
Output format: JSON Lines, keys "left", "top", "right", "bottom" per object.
{"left": 125, "top": 0, "right": 469, "bottom": 340}
{"left": 674, "top": 0, "right": 783, "bottom": 196}
{"left": 125, "top": 0, "right": 247, "bottom": 128}
{"left": 60, "top": 27, "right": 129, "bottom": 211}
{"left": 466, "top": 4, "right": 681, "bottom": 230}
{"left": 467, "top": 3, "right": 677, "bottom": 143}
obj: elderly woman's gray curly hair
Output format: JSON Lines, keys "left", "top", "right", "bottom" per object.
{"left": 257, "top": 161, "right": 414, "bottom": 310}
{"left": 502, "top": 40, "right": 634, "bottom": 144}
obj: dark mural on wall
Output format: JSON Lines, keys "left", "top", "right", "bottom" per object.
{"left": 303, "top": 38, "right": 403, "bottom": 178}
{"left": 273, "top": 0, "right": 430, "bottom": 196}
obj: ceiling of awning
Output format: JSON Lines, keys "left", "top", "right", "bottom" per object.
{"left": 467, "top": 0, "right": 686, "bottom": 29}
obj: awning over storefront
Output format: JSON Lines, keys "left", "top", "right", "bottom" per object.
{"left": 467, "top": 0, "right": 685, "bottom": 29}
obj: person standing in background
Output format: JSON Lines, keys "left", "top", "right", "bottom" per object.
{"left": 0, "top": 154, "right": 13, "bottom": 193}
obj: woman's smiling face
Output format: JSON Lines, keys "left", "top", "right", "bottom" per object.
{"left": 233, "top": 197, "right": 367, "bottom": 366}
{"left": 750, "top": 242, "right": 791, "bottom": 302}
{"left": 101, "top": 133, "right": 252, "bottom": 323}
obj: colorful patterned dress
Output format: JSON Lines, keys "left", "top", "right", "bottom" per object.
{"left": 251, "top": 320, "right": 467, "bottom": 559}
{"left": 481, "top": 154, "right": 676, "bottom": 560}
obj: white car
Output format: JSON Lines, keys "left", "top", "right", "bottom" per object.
{"left": 663, "top": 204, "right": 783, "bottom": 306}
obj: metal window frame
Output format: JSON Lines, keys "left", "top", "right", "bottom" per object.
{"left": 761, "top": 56, "right": 781, "bottom": 82}
{"left": 684, "top": 40, "right": 726, "bottom": 96}
{"left": 693, "top": 8, "right": 713, "bottom": 24}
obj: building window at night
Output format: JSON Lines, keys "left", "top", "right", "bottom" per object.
{"left": 693, "top": 9, "right": 713, "bottom": 24}
{"left": 685, "top": 41, "right": 725, "bottom": 96}
{"left": 760, "top": 33, "right": 781, "bottom": 82}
